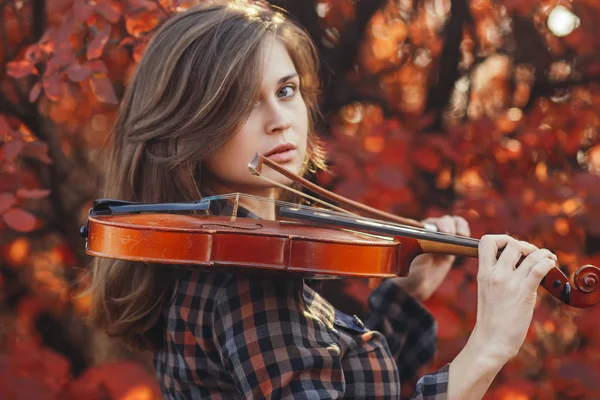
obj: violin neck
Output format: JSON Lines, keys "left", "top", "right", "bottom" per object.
{"left": 417, "top": 239, "right": 479, "bottom": 258}
{"left": 278, "top": 206, "right": 480, "bottom": 257}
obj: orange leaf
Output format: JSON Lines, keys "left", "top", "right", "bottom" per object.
{"left": 16, "top": 188, "right": 51, "bottom": 199}
{"left": 3, "top": 208, "right": 37, "bottom": 232}
{"left": 87, "top": 59, "right": 109, "bottom": 74}
{"left": 90, "top": 74, "right": 119, "bottom": 104}
{"left": 2, "top": 140, "right": 23, "bottom": 161}
{"left": 29, "top": 81, "right": 42, "bottom": 103}
{"left": 67, "top": 63, "right": 92, "bottom": 82}
{"left": 38, "top": 28, "right": 56, "bottom": 54}
{"left": 95, "top": 0, "right": 123, "bottom": 23}
{"left": 129, "top": 0, "right": 160, "bottom": 12}
{"left": 125, "top": 11, "right": 161, "bottom": 38}
{"left": 20, "top": 141, "right": 53, "bottom": 164}
{"left": 54, "top": 47, "right": 77, "bottom": 65}
{"left": 42, "top": 73, "right": 63, "bottom": 101}
{"left": 74, "top": 0, "right": 94, "bottom": 22}
{"left": 0, "top": 192, "right": 17, "bottom": 214}
{"left": 56, "top": 11, "right": 75, "bottom": 44}
{"left": 6, "top": 60, "right": 38, "bottom": 79}
{"left": 87, "top": 24, "right": 111, "bottom": 60}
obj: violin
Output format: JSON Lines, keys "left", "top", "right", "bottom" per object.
{"left": 80, "top": 153, "right": 600, "bottom": 308}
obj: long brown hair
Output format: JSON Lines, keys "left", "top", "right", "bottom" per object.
{"left": 86, "top": 0, "right": 324, "bottom": 350}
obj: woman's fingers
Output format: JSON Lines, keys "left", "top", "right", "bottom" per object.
{"left": 495, "top": 240, "right": 537, "bottom": 273}
{"left": 478, "top": 234, "right": 513, "bottom": 271}
{"left": 454, "top": 216, "right": 471, "bottom": 237}
{"left": 435, "top": 216, "right": 457, "bottom": 235}
{"left": 515, "top": 249, "right": 557, "bottom": 279}
{"left": 422, "top": 215, "right": 471, "bottom": 237}
{"left": 525, "top": 256, "right": 557, "bottom": 290}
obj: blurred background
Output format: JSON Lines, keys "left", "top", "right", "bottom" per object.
{"left": 1, "top": 0, "right": 600, "bottom": 398}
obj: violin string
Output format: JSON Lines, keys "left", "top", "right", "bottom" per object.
{"left": 289, "top": 203, "right": 480, "bottom": 245}
{"left": 204, "top": 185, "right": 478, "bottom": 246}
{"left": 203, "top": 192, "right": 344, "bottom": 214}
{"left": 207, "top": 193, "right": 478, "bottom": 246}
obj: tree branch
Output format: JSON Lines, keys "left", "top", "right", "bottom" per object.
{"left": 423, "top": 0, "right": 471, "bottom": 132}
{"left": 31, "top": 0, "right": 45, "bottom": 42}
{"left": 525, "top": 74, "right": 600, "bottom": 110}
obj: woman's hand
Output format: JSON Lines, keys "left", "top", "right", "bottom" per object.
{"left": 391, "top": 215, "right": 470, "bottom": 301}
{"left": 471, "top": 234, "right": 557, "bottom": 362}
{"left": 447, "top": 234, "right": 557, "bottom": 399}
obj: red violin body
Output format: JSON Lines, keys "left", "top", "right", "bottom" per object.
{"left": 86, "top": 212, "right": 420, "bottom": 279}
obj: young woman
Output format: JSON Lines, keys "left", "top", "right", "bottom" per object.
{"left": 88, "top": 1, "right": 558, "bottom": 399}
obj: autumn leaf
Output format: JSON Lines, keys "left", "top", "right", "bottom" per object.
{"left": 3, "top": 208, "right": 37, "bottom": 232}
{"left": 90, "top": 73, "right": 119, "bottom": 104}
{"left": 125, "top": 11, "right": 161, "bottom": 38}
{"left": 2, "top": 140, "right": 24, "bottom": 162}
{"left": 16, "top": 188, "right": 51, "bottom": 199}
{"left": 0, "top": 192, "right": 17, "bottom": 214}
{"left": 37, "top": 27, "right": 56, "bottom": 54}
{"left": 42, "top": 73, "right": 63, "bottom": 101}
{"left": 20, "top": 141, "right": 52, "bottom": 164}
{"left": 87, "top": 59, "right": 109, "bottom": 74}
{"left": 55, "top": 11, "right": 75, "bottom": 45}
{"left": 54, "top": 46, "right": 77, "bottom": 66}
{"left": 94, "top": 0, "right": 123, "bottom": 23}
{"left": 87, "top": 24, "right": 111, "bottom": 60}
{"left": 6, "top": 60, "right": 38, "bottom": 79}
{"left": 129, "top": 0, "right": 160, "bottom": 12}
{"left": 29, "top": 81, "right": 42, "bottom": 103}
{"left": 67, "top": 63, "right": 93, "bottom": 82}
{"left": 74, "top": 0, "right": 95, "bottom": 23}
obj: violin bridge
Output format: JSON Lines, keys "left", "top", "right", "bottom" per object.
{"left": 230, "top": 193, "right": 240, "bottom": 222}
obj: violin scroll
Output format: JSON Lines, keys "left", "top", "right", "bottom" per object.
{"left": 574, "top": 264, "right": 600, "bottom": 294}
{"left": 543, "top": 264, "right": 600, "bottom": 308}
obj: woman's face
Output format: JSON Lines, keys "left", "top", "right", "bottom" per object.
{"left": 202, "top": 36, "right": 309, "bottom": 197}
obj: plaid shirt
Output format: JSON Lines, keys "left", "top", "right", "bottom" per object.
{"left": 153, "top": 197, "right": 449, "bottom": 399}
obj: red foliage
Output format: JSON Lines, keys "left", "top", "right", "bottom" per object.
{"left": 1, "top": 0, "right": 600, "bottom": 399}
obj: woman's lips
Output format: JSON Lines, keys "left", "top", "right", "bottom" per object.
{"left": 266, "top": 148, "right": 296, "bottom": 163}
{"left": 264, "top": 143, "right": 297, "bottom": 163}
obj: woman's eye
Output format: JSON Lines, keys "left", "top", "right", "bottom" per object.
{"left": 278, "top": 84, "right": 296, "bottom": 98}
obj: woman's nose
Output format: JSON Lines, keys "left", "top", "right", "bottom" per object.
{"left": 265, "top": 101, "right": 291, "bottom": 134}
